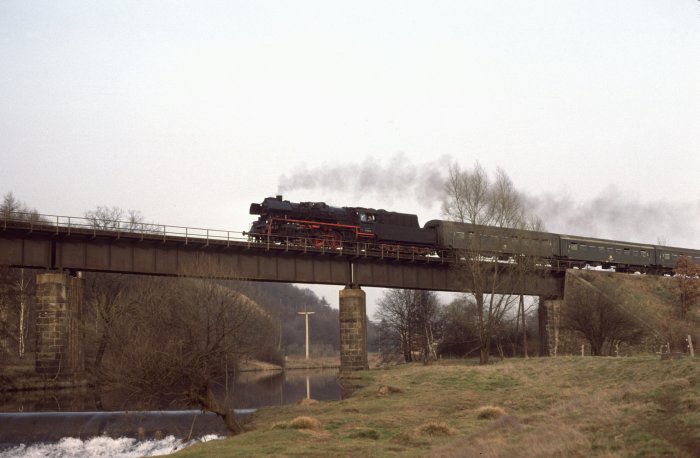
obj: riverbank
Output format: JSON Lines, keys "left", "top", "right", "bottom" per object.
{"left": 173, "top": 356, "right": 699, "bottom": 457}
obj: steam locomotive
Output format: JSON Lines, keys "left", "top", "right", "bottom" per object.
{"left": 247, "top": 196, "right": 700, "bottom": 272}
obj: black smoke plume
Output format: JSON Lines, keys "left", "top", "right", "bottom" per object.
{"left": 277, "top": 156, "right": 700, "bottom": 248}
{"left": 524, "top": 187, "right": 700, "bottom": 247}
{"left": 277, "top": 153, "right": 449, "bottom": 208}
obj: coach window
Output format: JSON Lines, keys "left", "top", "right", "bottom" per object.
{"left": 663, "top": 253, "right": 670, "bottom": 260}
{"left": 454, "top": 232, "right": 465, "bottom": 240}
{"left": 641, "top": 250, "right": 649, "bottom": 257}
{"left": 570, "top": 243, "right": 578, "bottom": 251}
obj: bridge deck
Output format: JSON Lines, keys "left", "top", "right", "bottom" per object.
{"left": 0, "top": 214, "right": 564, "bottom": 296}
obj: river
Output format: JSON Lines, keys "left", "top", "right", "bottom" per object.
{"left": 0, "top": 369, "right": 341, "bottom": 457}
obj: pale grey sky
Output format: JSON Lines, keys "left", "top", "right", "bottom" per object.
{"left": 2, "top": 0, "right": 699, "bottom": 313}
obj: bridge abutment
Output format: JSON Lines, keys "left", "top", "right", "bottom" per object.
{"left": 339, "top": 286, "right": 368, "bottom": 372}
{"left": 35, "top": 272, "right": 85, "bottom": 379}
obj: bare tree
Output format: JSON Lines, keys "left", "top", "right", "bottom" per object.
{"left": 98, "top": 258, "right": 276, "bottom": 435}
{"left": 562, "top": 276, "right": 644, "bottom": 355}
{"left": 434, "top": 295, "right": 480, "bottom": 357}
{"left": 1, "top": 192, "right": 41, "bottom": 222}
{"left": 84, "top": 205, "right": 156, "bottom": 232}
{"left": 0, "top": 194, "right": 40, "bottom": 359}
{"left": 374, "top": 289, "right": 439, "bottom": 363}
{"left": 442, "top": 162, "right": 541, "bottom": 364}
{"left": 16, "top": 269, "right": 29, "bottom": 358}
{"left": 83, "top": 272, "right": 132, "bottom": 371}
{"left": 375, "top": 289, "right": 415, "bottom": 362}
{"left": 84, "top": 206, "right": 120, "bottom": 229}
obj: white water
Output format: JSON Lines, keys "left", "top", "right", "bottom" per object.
{"left": 0, "top": 434, "right": 223, "bottom": 458}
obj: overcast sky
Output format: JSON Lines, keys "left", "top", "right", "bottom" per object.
{"left": 1, "top": 1, "right": 699, "bottom": 314}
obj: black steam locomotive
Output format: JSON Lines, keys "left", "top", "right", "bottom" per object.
{"left": 247, "top": 196, "right": 700, "bottom": 272}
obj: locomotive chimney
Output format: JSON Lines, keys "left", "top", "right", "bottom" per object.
{"left": 276, "top": 195, "right": 283, "bottom": 201}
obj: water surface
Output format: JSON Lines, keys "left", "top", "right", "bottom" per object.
{"left": 0, "top": 369, "right": 341, "bottom": 457}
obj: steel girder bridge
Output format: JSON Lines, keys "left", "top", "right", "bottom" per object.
{"left": 0, "top": 212, "right": 564, "bottom": 297}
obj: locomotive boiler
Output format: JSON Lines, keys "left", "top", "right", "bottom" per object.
{"left": 247, "top": 195, "right": 436, "bottom": 249}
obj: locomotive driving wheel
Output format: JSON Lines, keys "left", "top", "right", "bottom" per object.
{"left": 328, "top": 231, "right": 342, "bottom": 249}
{"left": 313, "top": 231, "right": 343, "bottom": 249}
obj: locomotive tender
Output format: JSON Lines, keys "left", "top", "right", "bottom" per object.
{"left": 247, "top": 196, "right": 700, "bottom": 272}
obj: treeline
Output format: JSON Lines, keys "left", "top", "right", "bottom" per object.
{"left": 0, "top": 271, "right": 349, "bottom": 369}
{"left": 374, "top": 289, "right": 539, "bottom": 363}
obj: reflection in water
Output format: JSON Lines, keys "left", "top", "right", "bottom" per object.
{"left": 225, "top": 369, "right": 340, "bottom": 409}
{"left": 0, "top": 369, "right": 342, "bottom": 451}
{"left": 0, "top": 369, "right": 341, "bottom": 413}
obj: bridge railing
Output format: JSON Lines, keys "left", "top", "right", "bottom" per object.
{"left": 1, "top": 210, "right": 457, "bottom": 262}
{"left": 0, "top": 211, "right": 251, "bottom": 246}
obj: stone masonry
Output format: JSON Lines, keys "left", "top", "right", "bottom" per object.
{"left": 339, "top": 286, "right": 369, "bottom": 371}
{"left": 538, "top": 298, "right": 563, "bottom": 357}
{"left": 35, "top": 272, "right": 84, "bottom": 379}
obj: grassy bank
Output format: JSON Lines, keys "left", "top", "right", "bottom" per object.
{"left": 175, "top": 356, "right": 699, "bottom": 457}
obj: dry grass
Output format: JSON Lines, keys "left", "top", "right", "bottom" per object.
{"left": 415, "top": 422, "right": 457, "bottom": 437}
{"left": 287, "top": 416, "right": 322, "bottom": 431}
{"left": 376, "top": 384, "right": 404, "bottom": 396}
{"left": 296, "top": 398, "right": 319, "bottom": 406}
{"left": 475, "top": 405, "right": 506, "bottom": 420}
{"left": 175, "top": 356, "right": 700, "bottom": 457}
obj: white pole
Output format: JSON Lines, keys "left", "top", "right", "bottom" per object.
{"left": 688, "top": 335, "right": 695, "bottom": 358}
{"left": 298, "top": 311, "right": 315, "bottom": 360}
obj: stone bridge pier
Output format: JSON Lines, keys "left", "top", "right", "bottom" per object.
{"left": 35, "top": 271, "right": 85, "bottom": 379}
{"left": 339, "top": 285, "right": 369, "bottom": 372}
{"left": 539, "top": 297, "right": 564, "bottom": 357}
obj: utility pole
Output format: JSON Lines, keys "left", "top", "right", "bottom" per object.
{"left": 298, "top": 311, "right": 315, "bottom": 360}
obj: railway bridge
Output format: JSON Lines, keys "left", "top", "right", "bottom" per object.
{"left": 1, "top": 213, "right": 564, "bottom": 374}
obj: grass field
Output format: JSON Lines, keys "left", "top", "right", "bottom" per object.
{"left": 173, "top": 356, "right": 699, "bottom": 457}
